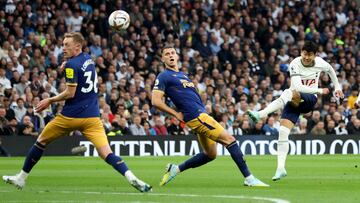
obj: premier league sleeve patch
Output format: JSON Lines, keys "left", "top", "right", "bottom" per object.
{"left": 66, "top": 68, "right": 74, "bottom": 79}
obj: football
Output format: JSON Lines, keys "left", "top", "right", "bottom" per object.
{"left": 108, "top": 10, "right": 130, "bottom": 31}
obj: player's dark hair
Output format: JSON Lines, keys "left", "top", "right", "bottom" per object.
{"left": 64, "top": 32, "right": 84, "bottom": 47}
{"left": 302, "top": 41, "right": 318, "bottom": 54}
{"left": 161, "top": 44, "right": 175, "bottom": 55}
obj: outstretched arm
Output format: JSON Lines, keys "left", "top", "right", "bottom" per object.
{"left": 35, "top": 85, "right": 76, "bottom": 113}
{"left": 326, "top": 66, "right": 344, "bottom": 99}
{"left": 151, "top": 90, "right": 183, "bottom": 121}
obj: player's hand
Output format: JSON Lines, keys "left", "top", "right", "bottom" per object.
{"left": 174, "top": 112, "right": 184, "bottom": 122}
{"left": 321, "top": 88, "right": 330, "bottom": 95}
{"left": 58, "top": 61, "right": 67, "bottom": 72}
{"left": 334, "top": 89, "right": 344, "bottom": 99}
{"left": 35, "top": 98, "right": 51, "bottom": 113}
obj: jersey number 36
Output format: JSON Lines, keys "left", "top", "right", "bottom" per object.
{"left": 81, "top": 71, "right": 98, "bottom": 93}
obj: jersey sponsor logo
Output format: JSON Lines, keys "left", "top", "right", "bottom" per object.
{"left": 301, "top": 79, "right": 316, "bottom": 86}
{"left": 180, "top": 79, "right": 195, "bottom": 88}
{"left": 66, "top": 68, "right": 74, "bottom": 79}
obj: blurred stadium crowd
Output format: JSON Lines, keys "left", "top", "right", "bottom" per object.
{"left": 0, "top": 0, "right": 359, "bottom": 137}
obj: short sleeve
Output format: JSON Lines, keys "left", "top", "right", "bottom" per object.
{"left": 153, "top": 73, "right": 166, "bottom": 92}
{"left": 65, "top": 61, "right": 78, "bottom": 86}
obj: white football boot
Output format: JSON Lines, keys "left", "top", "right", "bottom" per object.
{"left": 3, "top": 174, "right": 26, "bottom": 190}
{"left": 272, "top": 168, "right": 287, "bottom": 181}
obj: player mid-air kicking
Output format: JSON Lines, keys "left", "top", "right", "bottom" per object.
{"left": 247, "top": 41, "right": 344, "bottom": 181}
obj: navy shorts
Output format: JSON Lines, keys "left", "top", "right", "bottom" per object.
{"left": 281, "top": 93, "right": 317, "bottom": 124}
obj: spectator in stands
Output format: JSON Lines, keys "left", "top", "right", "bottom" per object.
{"left": 250, "top": 120, "right": 264, "bottom": 135}
{"left": 325, "top": 120, "right": 336, "bottom": 135}
{"left": 2, "top": 96, "right": 15, "bottom": 121}
{"left": 307, "top": 111, "right": 321, "bottom": 132}
{"left": 13, "top": 98, "right": 26, "bottom": 122}
{"left": 6, "top": 118, "right": 20, "bottom": 136}
{"left": 14, "top": 75, "right": 29, "bottom": 95}
{"left": 230, "top": 121, "right": 243, "bottom": 136}
{"left": 167, "top": 118, "right": 185, "bottom": 136}
{"left": 0, "top": 105, "right": 11, "bottom": 136}
{"left": 346, "top": 118, "right": 360, "bottom": 135}
{"left": 310, "top": 121, "right": 326, "bottom": 136}
{"left": 24, "top": 104, "right": 43, "bottom": 132}
{"left": 18, "top": 115, "right": 38, "bottom": 136}
{"left": 118, "top": 118, "right": 132, "bottom": 136}
{"left": 144, "top": 121, "right": 156, "bottom": 136}
{"left": 263, "top": 117, "right": 279, "bottom": 136}
{"left": 334, "top": 120, "right": 348, "bottom": 135}
{"left": 129, "top": 115, "right": 145, "bottom": 136}
{"left": 154, "top": 116, "right": 168, "bottom": 136}
{"left": 347, "top": 87, "right": 359, "bottom": 109}
{"left": 0, "top": 66, "right": 11, "bottom": 90}
{"left": 292, "top": 118, "right": 308, "bottom": 135}
{"left": 240, "top": 120, "right": 252, "bottom": 135}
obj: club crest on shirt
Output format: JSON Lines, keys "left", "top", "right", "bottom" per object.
{"left": 66, "top": 68, "right": 74, "bottom": 79}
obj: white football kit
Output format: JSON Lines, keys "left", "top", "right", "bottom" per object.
{"left": 288, "top": 56, "right": 341, "bottom": 94}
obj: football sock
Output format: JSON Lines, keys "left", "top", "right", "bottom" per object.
{"left": 226, "top": 141, "right": 251, "bottom": 177}
{"left": 22, "top": 141, "right": 45, "bottom": 173}
{"left": 18, "top": 170, "right": 28, "bottom": 180}
{"left": 178, "top": 152, "right": 214, "bottom": 172}
{"left": 105, "top": 153, "right": 129, "bottom": 176}
{"left": 277, "top": 126, "right": 291, "bottom": 170}
{"left": 124, "top": 170, "right": 137, "bottom": 182}
{"left": 258, "top": 89, "right": 293, "bottom": 118}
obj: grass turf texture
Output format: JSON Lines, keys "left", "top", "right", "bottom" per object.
{"left": 0, "top": 155, "right": 359, "bottom": 203}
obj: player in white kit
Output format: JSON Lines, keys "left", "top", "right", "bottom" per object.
{"left": 247, "top": 41, "right": 344, "bottom": 181}
{"left": 356, "top": 92, "right": 360, "bottom": 108}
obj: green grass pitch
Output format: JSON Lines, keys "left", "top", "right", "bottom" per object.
{"left": 1, "top": 155, "right": 359, "bottom": 203}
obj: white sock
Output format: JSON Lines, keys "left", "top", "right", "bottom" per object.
{"left": 259, "top": 89, "right": 293, "bottom": 118}
{"left": 18, "top": 170, "right": 29, "bottom": 180}
{"left": 125, "top": 170, "right": 136, "bottom": 182}
{"left": 277, "top": 126, "right": 291, "bottom": 170}
{"left": 245, "top": 174, "right": 254, "bottom": 181}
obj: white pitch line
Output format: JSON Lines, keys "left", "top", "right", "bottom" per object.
{"left": 0, "top": 190, "right": 290, "bottom": 203}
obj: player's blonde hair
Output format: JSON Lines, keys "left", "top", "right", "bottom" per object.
{"left": 64, "top": 32, "right": 84, "bottom": 47}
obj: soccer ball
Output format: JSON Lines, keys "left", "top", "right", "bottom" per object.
{"left": 108, "top": 10, "right": 130, "bottom": 31}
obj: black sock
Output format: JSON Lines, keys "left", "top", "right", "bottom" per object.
{"left": 105, "top": 153, "right": 129, "bottom": 176}
{"left": 178, "top": 152, "right": 214, "bottom": 172}
{"left": 226, "top": 141, "right": 251, "bottom": 177}
{"left": 22, "top": 142, "right": 45, "bottom": 173}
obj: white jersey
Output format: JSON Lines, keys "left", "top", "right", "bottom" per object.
{"left": 288, "top": 56, "right": 333, "bottom": 89}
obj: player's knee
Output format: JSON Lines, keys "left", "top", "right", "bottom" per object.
{"left": 218, "top": 130, "right": 236, "bottom": 146}
{"left": 280, "top": 89, "right": 293, "bottom": 104}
